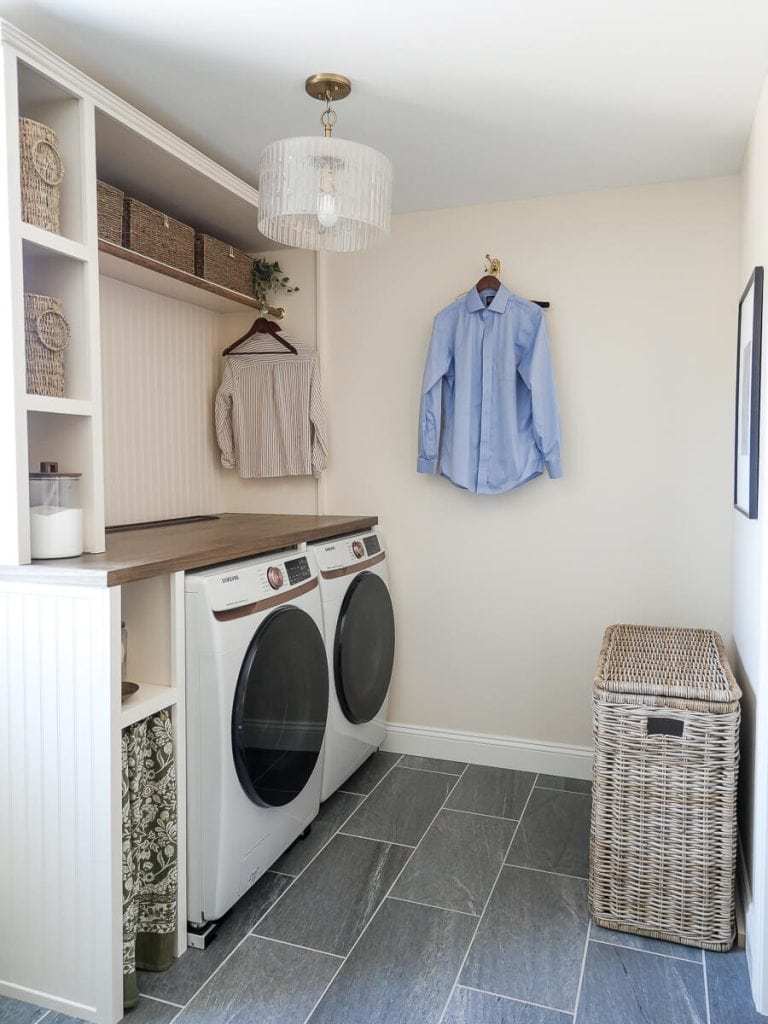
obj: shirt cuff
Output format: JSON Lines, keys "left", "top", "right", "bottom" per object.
{"left": 417, "top": 456, "right": 437, "bottom": 474}
{"left": 220, "top": 456, "right": 235, "bottom": 470}
{"left": 546, "top": 457, "right": 563, "bottom": 479}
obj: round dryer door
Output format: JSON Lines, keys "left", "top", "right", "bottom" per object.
{"left": 334, "top": 571, "right": 395, "bottom": 725}
{"left": 232, "top": 605, "right": 328, "bottom": 808}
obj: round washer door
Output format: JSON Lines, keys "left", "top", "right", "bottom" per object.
{"left": 334, "top": 571, "right": 395, "bottom": 725}
{"left": 232, "top": 605, "right": 328, "bottom": 808}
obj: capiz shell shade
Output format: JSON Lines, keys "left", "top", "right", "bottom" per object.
{"left": 257, "top": 135, "right": 392, "bottom": 253}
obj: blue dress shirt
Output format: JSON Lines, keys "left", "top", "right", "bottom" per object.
{"left": 417, "top": 284, "right": 562, "bottom": 494}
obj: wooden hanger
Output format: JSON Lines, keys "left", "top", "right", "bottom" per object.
{"left": 222, "top": 317, "right": 297, "bottom": 356}
{"left": 475, "top": 255, "right": 502, "bottom": 295}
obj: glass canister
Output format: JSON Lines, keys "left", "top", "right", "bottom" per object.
{"left": 29, "top": 461, "right": 83, "bottom": 559}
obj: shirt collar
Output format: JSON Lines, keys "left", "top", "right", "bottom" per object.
{"left": 465, "top": 283, "right": 512, "bottom": 313}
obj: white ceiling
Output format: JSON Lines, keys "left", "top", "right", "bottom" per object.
{"left": 2, "top": 0, "right": 768, "bottom": 213}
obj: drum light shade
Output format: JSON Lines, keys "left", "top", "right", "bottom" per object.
{"left": 257, "top": 135, "right": 392, "bottom": 253}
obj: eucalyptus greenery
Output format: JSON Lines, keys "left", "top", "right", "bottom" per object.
{"left": 252, "top": 258, "right": 299, "bottom": 307}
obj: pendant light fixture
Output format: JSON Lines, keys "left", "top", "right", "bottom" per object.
{"left": 257, "top": 74, "right": 393, "bottom": 253}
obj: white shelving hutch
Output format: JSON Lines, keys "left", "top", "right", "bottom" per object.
{"left": 0, "top": 19, "right": 267, "bottom": 1024}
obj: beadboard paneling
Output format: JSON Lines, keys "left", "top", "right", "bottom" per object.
{"left": 0, "top": 582, "right": 118, "bottom": 1021}
{"left": 100, "top": 277, "right": 220, "bottom": 526}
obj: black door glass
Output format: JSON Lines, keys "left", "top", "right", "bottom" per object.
{"left": 232, "top": 606, "right": 328, "bottom": 807}
{"left": 334, "top": 572, "right": 395, "bottom": 725}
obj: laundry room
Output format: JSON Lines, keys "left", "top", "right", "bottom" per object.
{"left": 0, "top": 3, "right": 766, "bottom": 1024}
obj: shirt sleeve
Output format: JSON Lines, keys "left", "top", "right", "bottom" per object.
{"left": 309, "top": 357, "right": 328, "bottom": 479}
{"left": 214, "top": 362, "right": 236, "bottom": 470}
{"left": 517, "top": 312, "right": 563, "bottom": 478}
{"left": 417, "top": 314, "right": 453, "bottom": 474}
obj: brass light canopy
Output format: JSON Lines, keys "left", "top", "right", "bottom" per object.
{"left": 304, "top": 73, "right": 352, "bottom": 102}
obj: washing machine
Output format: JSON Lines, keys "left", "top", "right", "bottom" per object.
{"left": 185, "top": 549, "right": 328, "bottom": 926}
{"left": 309, "top": 530, "right": 395, "bottom": 801}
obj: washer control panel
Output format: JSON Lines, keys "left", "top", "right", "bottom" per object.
{"left": 189, "top": 550, "right": 319, "bottom": 612}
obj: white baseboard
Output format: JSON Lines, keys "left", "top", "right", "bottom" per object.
{"left": 737, "top": 833, "right": 750, "bottom": 950}
{"left": 383, "top": 721, "right": 593, "bottom": 780}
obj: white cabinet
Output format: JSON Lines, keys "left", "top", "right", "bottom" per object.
{"left": 0, "top": 18, "right": 266, "bottom": 1024}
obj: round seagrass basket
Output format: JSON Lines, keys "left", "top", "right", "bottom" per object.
{"left": 24, "top": 293, "right": 70, "bottom": 397}
{"left": 19, "top": 117, "right": 64, "bottom": 233}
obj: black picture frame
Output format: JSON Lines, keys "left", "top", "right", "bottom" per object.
{"left": 735, "top": 266, "right": 764, "bottom": 519}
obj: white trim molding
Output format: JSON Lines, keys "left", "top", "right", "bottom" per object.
{"left": 384, "top": 721, "right": 593, "bottom": 780}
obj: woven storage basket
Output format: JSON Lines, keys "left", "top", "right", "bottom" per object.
{"left": 195, "top": 234, "right": 252, "bottom": 296}
{"left": 123, "top": 197, "right": 195, "bottom": 273}
{"left": 589, "top": 624, "right": 741, "bottom": 952}
{"left": 97, "top": 180, "right": 124, "bottom": 244}
{"left": 24, "top": 293, "right": 70, "bottom": 397}
{"left": 19, "top": 117, "right": 64, "bottom": 233}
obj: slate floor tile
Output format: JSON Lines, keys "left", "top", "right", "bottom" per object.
{"left": 706, "top": 948, "right": 767, "bottom": 1023}
{"left": 446, "top": 765, "right": 536, "bottom": 820}
{"left": 536, "top": 774, "right": 591, "bottom": 794}
{"left": 461, "top": 865, "right": 588, "bottom": 1012}
{"left": 0, "top": 996, "right": 48, "bottom": 1024}
{"left": 255, "top": 833, "right": 411, "bottom": 955}
{"left": 272, "top": 791, "right": 363, "bottom": 876}
{"left": 442, "top": 987, "right": 572, "bottom": 1023}
{"left": 398, "top": 755, "right": 466, "bottom": 775}
{"left": 340, "top": 751, "right": 401, "bottom": 794}
{"left": 46, "top": 999, "right": 178, "bottom": 1024}
{"left": 392, "top": 809, "right": 515, "bottom": 915}
{"left": 175, "top": 935, "right": 338, "bottom": 1024}
{"left": 506, "top": 789, "right": 591, "bottom": 878}
{"left": 342, "top": 766, "right": 455, "bottom": 846}
{"left": 589, "top": 922, "right": 702, "bottom": 962}
{"left": 138, "top": 871, "right": 292, "bottom": 1004}
{"left": 577, "top": 941, "right": 707, "bottom": 1024}
{"left": 307, "top": 898, "right": 475, "bottom": 1024}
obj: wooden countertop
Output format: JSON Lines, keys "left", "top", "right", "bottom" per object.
{"left": 1, "top": 513, "right": 378, "bottom": 587}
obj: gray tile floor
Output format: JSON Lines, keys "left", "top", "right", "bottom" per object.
{"left": 1, "top": 751, "right": 764, "bottom": 1024}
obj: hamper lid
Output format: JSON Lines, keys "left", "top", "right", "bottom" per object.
{"left": 594, "top": 624, "right": 741, "bottom": 704}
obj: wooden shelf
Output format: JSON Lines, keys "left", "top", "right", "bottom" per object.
{"left": 121, "top": 680, "right": 178, "bottom": 729}
{"left": 98, "top": 240, "right": 263, "bottom": 314}
{"left": 25, "top": 395, "right": 94, "bottom": 416}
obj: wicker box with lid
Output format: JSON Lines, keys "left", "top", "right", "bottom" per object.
{"left": 589, "top": 624, "right": 741, "bottom": 951}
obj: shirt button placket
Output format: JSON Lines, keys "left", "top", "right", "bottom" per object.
{"left": 477, "top": 312, "right": 493, "bottom": 491}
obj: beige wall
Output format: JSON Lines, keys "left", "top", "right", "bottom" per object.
{"left": 322, "top": 178, "right": 739, "bottom": 747}
{"left": 733, "top": 72, "right": 768, "bottom": 1006}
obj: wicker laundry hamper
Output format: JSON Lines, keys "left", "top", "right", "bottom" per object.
{"left": 24, "top": 293, "right": 70, "bottom": 397}
{"left": 589, "top": 624, "right": 741, "bottom": 951}
{"left": 19, "top": 117, "right": 64, "bottom": 233}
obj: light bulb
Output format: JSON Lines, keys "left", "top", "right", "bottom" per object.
{"left": 317, "top": 192, "right": 339, "bottom": 228}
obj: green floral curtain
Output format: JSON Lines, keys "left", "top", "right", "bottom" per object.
{"left": 122, "top": 709, "right": 178, "bottom": 1009}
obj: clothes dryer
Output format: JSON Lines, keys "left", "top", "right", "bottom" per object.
{"left": 309, "top": 531, "right": 395, "bottom": 801}
{"left": 185, "top": 550, "right": 328, "bottom": 926}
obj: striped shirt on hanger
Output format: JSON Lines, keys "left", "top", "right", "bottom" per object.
{"left": 215, "top": 334, "right": 328, "bottom": 479}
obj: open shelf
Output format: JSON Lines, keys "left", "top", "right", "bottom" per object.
{"left": 25, "top": 394, "right": 93, "bottom": 416}
{"left": 21, "top": 222, "right": 89, "bottom": 261}
{"left": 121, "top": 681, "right": 178, "bottom": 729}
{"left": 98, "top": 239, "right": 263, "bottom": 313}
{"left": 18, "top": 61, "right": 86, "bottom": 244}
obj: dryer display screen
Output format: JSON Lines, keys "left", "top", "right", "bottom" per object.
{"left": 363, "top": 535, "right": 381, "bottom": 556}
{"left": 285, "top": 556, "right": 311, "bottom": 584}
{"left": 231, "top": 606, "right": 328, "bottom": 807}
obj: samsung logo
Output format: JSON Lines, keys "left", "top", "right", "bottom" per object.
{"left": 221, "top": 574, "right": 240, "bottom": 584}
{"left": 324, "top": 545, "right": 336, "bottom": 552}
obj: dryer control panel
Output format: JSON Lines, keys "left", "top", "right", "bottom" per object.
{"left": 312, "top": 531, "right": 386, "bottom": 573}
{"left": 186, "top": 551, "right": 318, "bottom": 613}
